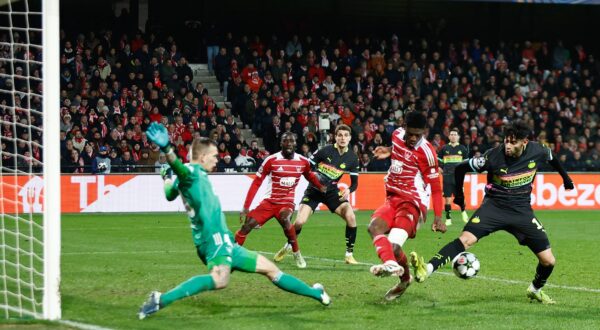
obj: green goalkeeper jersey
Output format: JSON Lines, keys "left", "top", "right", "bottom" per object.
{"left": 166, "top": 161, "right": 234, "bottom": 260}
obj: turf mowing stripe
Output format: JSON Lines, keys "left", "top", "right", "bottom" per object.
{"left": 59, "top": 320, "right": 114, "bottom": 330}
{"left": 62, "top": 249, "right": 600, "bottom": 294}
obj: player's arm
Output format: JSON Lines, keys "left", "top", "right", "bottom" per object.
{"left": 373, "top": 146, "right": 391, "bottom": 159}
{"left": 302, "top": 163, "right": 326, "bottom": 193}
{"left": 454, "top": 152, "right": 490, "bottom": 206}
{"left": 546, "top": 148, "right": 574, "bottom": 190}
{"left": 420, "top": 146, "right": 445, "bottom": 233}
{"left": 241, "top": 159, "right": 270, "bottom": 222}
{"left": 160, "top": 164, "right": 179, "bottom": 201}
{"left": 146, "top": 122, "right": 191, "bottom": 181}
{"left": 308, "top": 147, "right": 324, "bottom": 170}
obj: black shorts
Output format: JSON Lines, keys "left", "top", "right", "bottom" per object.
{"left": 442, "top": 175, "right": 456, "bottom": 198}
{"left": 463, "top": 198, "right": 551, "bottom": 254}
{"left": 301, "top": 188, "right": 348, "bottom": 213}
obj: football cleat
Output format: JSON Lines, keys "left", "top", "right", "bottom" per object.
{"left": 527, "top": 287, "right": 556, "bottom": 304}
{"left": 445, "top": 218, "right": 453, "bottom": 226}
{"left": 410, "top": 251, "right": 429, "bottom": 283}
{"left": 138, "top": 291, "right": 161, "bottom": 320}
{"left": 312, "top": 283, "right": 331, "bottom": 306}
{"left": 370, "top": 260, "right": 404, "bottom": 277}
{"left": 294, "top": 251, "right": 307, "bottom": 268}
{"left": 461, "top": 211, "right": 469, "bottom": 223}
{"left": 384, "top": 275, "right": 413, "bottom": 301}
{"left": 344, "top": 253, "right": 359, "bottom": 265}
{"left": 274, "top": 243, "right": 291, "bottom": 262}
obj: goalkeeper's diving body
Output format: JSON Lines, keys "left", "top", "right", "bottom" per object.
{"left": 138, "top": 122, "right": 330, "bottom": 319}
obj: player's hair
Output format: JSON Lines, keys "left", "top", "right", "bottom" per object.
{"left": 281, "top": 131, "right": 297, "bottom": 141}
{"left": 504, "top": 120, "right": 531, "bottom": 140}
{"left": 191, "top": 137, "right": 217, "bottom": 160}
{"left": 449, "top": 128, "right": 460, "bottom": 135}
{"left": 405, "top": 111, "right": 427, "bottom": 129}
{"left": 335, "top": 124, "right": 351, "bottom": 135}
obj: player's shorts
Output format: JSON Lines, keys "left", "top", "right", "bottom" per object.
{"left": 197, "top": 242, "right": 258, "bottom": 273}
{"left": 372, "top": 195, "right": 421, "bottom": 238}
{"left": 247, "top": 200, "right": 295, "bottom": 227}
{"left": 463, "top": 198, "right": 550, "bottom": 253}
{"left": 442, "top": 174, "right": 456, "bottom": 198}
{"left": 300, "top": 187, "right": 348, "bottom": 213}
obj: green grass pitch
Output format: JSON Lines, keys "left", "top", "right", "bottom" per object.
{"left": 7, "top": 210, "right": 600, "bottom": 329}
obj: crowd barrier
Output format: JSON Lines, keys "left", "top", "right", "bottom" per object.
{"left": 1, "top": 173, "right": 599, "bottom": 213}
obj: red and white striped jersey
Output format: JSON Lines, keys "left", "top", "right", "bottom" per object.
{"left": 385, "top": 127, "right": 441, "bottom": 216}
{"left": 244, "top": 152, "right": 322, "bottom": 208}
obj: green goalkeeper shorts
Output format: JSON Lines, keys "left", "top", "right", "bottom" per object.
{"left": 198, "top": 244, "right": 258, "bottom": 273}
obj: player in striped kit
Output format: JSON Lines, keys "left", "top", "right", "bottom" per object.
{"left": 235, "top": 132, "right": 325, "bottom": 263}
{"left": 367, "top": 111, "right": 446, "bottom": 300}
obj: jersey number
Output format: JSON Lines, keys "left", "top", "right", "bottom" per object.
{"left": 212, "top": 233, "right": 233, "bottom": 246}
{"left": 531, "top": 218, "right": 545, "bottom": 232}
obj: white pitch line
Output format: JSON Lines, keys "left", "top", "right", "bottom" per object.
{"left": 59, "top": 320, "right": 114, "bottom": 330}
{"left": 63, "top": 249, "right": 600, "bottom": 294}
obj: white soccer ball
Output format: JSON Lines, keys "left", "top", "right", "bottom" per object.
{"left": 452, "top": 252, "right": 480, "bottom": 279}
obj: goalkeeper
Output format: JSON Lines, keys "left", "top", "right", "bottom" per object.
{"left": 138, "top": 123, "right": 330, "bottom": 320}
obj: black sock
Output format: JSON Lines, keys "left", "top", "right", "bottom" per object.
{"left": 532, "top": 263, "right": 554, "bottom": 289}
{"left": 429, "top": 239, "right": 465, "bottom": 272}
{"left": 460, "top": 204, "right": 466, "bottom": 212}
{"left": 295, "top": 226, "right": 302, "bottom": 237}
{"left": 445, "top": 204, "right": 451, "bottom": 219}
{"left": 345, "top": 226, "right": 357, "bottom": 253}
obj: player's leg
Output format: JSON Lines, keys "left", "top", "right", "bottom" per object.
{"left": 334, "top": 201, "right": 358, "bottom": 264}
{"left": 138, "top": 258, "right": 231, "bottom": 319}
{"left": 444, "top": 196, "right": 453, "bottom": 226}
{"left": 254, "top": 254, "right": 330, "bottom": 305}
{"left": 512, "top": 212, "right": 556, "bottom": 304}
{"left": 274, "top": 206, "right": 306, "bottom": 268}
{"left": 367, "top": 202, "right": 403, "bottom": 277}
{"left": 274, "top": 203, "right": 314, "bottom": 264}
{"left": 235, "top": 201, "right": 272, "bottom": 246}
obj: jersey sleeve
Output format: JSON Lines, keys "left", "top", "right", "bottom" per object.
{"left": 467, "top": 149, "right": 491, "bottom": 173}
{"left": 309, "top": 147, "right": 324, "bottom": 167}
{"left": 540, "top": 143, "right": 553, "bottom": 162}
{"left": 349, "top": 153, "right": 359, "bottom": 176}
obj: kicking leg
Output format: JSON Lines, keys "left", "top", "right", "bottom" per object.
{"left": 367, "top": 217, "right": 403, "bottom": 277}
{"left": 255, "top": 254, "right": 330, "bottom": 305}
{"left": 411, "top": 231, "right": 476, "bottom": 283}
{"left": 527, "top": 248, "right": 556, "bottom": 304}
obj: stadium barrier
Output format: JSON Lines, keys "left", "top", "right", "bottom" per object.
{"left": 1, "top": 173, "right": 599, "bottom": 213}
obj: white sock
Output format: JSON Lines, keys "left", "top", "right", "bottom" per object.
{"left": 426, "top": 263, "right": 434, "bottom": 276}
{"left": 529, "top": 283, "right": 540, "bottom": 293}
{"left": 345, "top": 251, "right": 353, "bottom": 257}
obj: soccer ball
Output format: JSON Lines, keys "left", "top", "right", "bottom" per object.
{"left": 452, "top": 252, "right": 480, "bottom": 279}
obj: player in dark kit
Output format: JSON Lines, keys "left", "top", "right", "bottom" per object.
{"left": 274, "top": 124, "right": 360, "bottom": 267}
{"left": 437, "top": 128, "right": 469, "bottom": 226}
{"left": 411, "top": 120, "right": 575, "bottom": 304}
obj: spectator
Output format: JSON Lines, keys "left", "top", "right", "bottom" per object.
{"left": 217, "top": 155, "right": 238, "bottom": 173}
{"left": 92, "top": 145, "right": 111, "bottom": 174}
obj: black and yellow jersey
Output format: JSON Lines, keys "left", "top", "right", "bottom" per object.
{"left": 468, "top": 141, "right": 552, "bottom": 208}
{"left": 308, "top": 144, "right": 359, "bottom": 192}
{"left": 438, "top": 143, "right": 469, "bottom": 176}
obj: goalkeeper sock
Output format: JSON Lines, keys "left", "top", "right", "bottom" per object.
{"left": 445, "top": 204, "right": 451, "bottom": 219}
{"left": 272, "top": 272, "right": 322, "bottom": 301}
{"left": 532, "top": 262, "right": 554, "bottom": 290}
{"left": 160, "top": 275, "right": 216, "bottom": 307}
{"left": 428, "top": 238, "right": 465, "bottom": 273}
{"left": 373, "top": 235, "right": 395, "bottom": 263}
{"left": 234, "top": 230, "right": 247, "bottom": 246}
{"left": 283, "top": 225, "right": 299, "bottom": 253}
{"left": 345, "top": 226, "right": 357, "bottom": 253}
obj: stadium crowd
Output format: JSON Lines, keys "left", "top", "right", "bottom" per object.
{"left": 1, "top": 27, "right": 599, "bottom": 174}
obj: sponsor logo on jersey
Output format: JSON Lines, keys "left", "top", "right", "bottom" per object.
{"left": 443, "top": 155, "right": 463, "bottom": 163}
{"left": 471, "top": 216, "right": 480, "bottom": 224}
{"left": 279, "top": 177, "right": 297, "bottom": 187}
{"left": 493, "top": 169, "right": 537, "bottom": 188}
{"left": 317, "top": 162, "right": 344, "bottom": 179}
{"left": 390, "top": 159, "right": 404, "bottom": 174}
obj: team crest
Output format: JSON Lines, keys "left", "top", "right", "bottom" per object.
{"left": 458, "top": 151, "right": 462, "bottom": 155}
{"left": 340, "top": 163, "right": 346, "bottom": 169}
{"left": 471, "top": 216, "right": 480, "bottom": 224}
{"left": 404, "top": 150, "right": 413, "bottom": 158}
{"left": 528, "top": 161, "right": 536, "bottom": 169}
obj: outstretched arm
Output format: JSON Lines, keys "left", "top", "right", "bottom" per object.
{"left": 548, "top": 153, "right": 574, "bottom": 190}
{"left": 373, "top": 146, "right": 391, "bottom": 159}
{"left": 146, "top": 122, "right": 190, "bottom": 181}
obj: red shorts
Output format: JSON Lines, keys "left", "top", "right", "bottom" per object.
{"left": 372, "top": 196, "right": 421, "bottom": 238}
{"left": 247, "top": 200, "right": 295, "bottom": 227}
